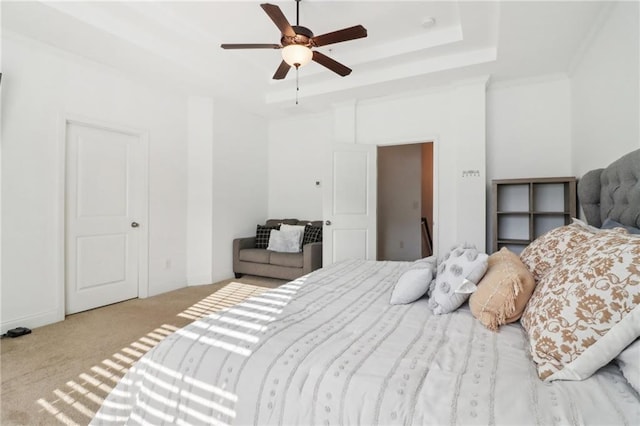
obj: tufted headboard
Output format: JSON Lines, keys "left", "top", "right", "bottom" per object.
{"left": 577, "top": 149, "right": 640, "bottom": 228}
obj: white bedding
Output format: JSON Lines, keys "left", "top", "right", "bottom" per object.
{"left": 93, "top": 259, "right": 640, "bottom": 425}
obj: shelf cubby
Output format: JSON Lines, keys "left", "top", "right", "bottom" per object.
{"left": 492, "top": 177, "right": 576, "bottom": 253}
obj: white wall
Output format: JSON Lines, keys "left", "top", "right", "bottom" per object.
{"left": 1, "top": 33, "right": 188, "bottom": 332}
{"left": 377, "top": 144, "right": 422, "bottom": 261}
{"left": 211, "top": 101, "right": 269, "bottom": 283}
{"left": 356, "top": 80, "right": 487, "bottom": 253}
{"left": 268, "top": 79, "right": 488, "bottom": 256}
{"left": 267, "top": 113, "right": 329, "bottom": 220}
{"left": 449, "top": 82, "right": 488, "bottom": 251}
{"left": 486, "top": 75, "right": 572, "bottom": 251}
{"left": 486, "top": 75, "right": 572, "bottom": 181}
{"left": 571, "top": 1, "right": 640, "bottom": 176}
{"left": 187, "top": 97, "right": 214, "bottom": 286}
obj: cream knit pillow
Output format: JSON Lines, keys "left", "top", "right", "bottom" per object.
{"left": 469, "top": 247, "right": 536, "bottom": 331}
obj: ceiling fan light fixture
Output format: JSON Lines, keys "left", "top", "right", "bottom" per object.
{"left": 282, "top": 44, "right": 313, "bottom": 67}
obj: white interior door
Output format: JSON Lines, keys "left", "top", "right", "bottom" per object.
{"left": 323, "top": 144, "right": 377, "bottom": 265}
{"left": 66, "top": 122, "right": 145, "bottom": 314}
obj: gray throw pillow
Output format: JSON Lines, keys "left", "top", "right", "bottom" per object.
{"left": 602, "top": 218, "right": 640, "bottom": 234}
{"left": 428, "top": 244, "right": 489, "bottom": 315}
{"left": 389, "top": 257, "right": 436, "bottom": 305}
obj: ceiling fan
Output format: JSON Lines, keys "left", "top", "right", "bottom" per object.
{"left": 221, "top": 0, "right": 367, "bottom": 80}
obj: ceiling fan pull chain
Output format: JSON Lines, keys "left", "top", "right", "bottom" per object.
{"left": 296, "top": 66, "right": 300, "bottom": 105}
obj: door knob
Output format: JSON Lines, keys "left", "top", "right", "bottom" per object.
{"left": 325, "top": 220, "right": 332, "bottom": 226}
{"left": 131, "top": 222, "right": 140, "bottom": 228}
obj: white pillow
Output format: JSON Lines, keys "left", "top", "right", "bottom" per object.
{"left": 390, "top": 257, "right": 436, "bottom": 305}
{"left": 279, "top": 224, "right": 305, "bottom": 250}
{"left": 267, "top": 230, "right": 301, "bottom": 253}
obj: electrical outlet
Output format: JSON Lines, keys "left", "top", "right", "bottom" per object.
{"left": 165, "top": 259, "right": 172, "bottom": 269}
{"left": 399, "top": 240, "right": 404, "bottom": 249}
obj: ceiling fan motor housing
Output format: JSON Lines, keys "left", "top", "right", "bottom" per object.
{"left": 282, "top": 25, "right": 314, "bottom": 46}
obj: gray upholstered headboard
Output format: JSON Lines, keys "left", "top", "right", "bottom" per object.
{"left": 577, "top": 149, "right": 640, "bottom": 228}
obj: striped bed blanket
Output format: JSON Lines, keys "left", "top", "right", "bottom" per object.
{"left": 92, "top": 259, "right": 640, "bottom": 425}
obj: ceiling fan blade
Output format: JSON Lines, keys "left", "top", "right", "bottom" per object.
{"left": 261, "top": 3, "right": 296, "bottom": 37}
{"left": 311, "top": 25, "right": 367, "bottom": 47}
{"left": 273, "top": 60, "right": 291, "bottom": 80}
{"left": 312, "top": 51, "right": 352, "bottom": 77}
{"left": 220, "top": 43, "right": 281, "bottom": 49}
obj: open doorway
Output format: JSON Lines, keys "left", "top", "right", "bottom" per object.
{"left": 377, "top": 142, "right": 434, "bottom": 261}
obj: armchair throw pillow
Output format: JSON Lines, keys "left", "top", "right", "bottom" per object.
{"left": 303, "top": 224, "right": 323, "bottom": 245}
{"left": 280, "top": 224, "right": 305, "bottom": 250}
{"left": 267, "top": 229, "right": 302, "bottom": 253}
{"left": 255, "top": 224, "right": 280, "bottom": 249}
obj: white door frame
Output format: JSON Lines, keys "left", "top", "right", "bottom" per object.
{"left": 57, "top": 114, "right": 149, "bottom": 319}
{"left": 376, "top": 137, "right": 440, "bottom": 258}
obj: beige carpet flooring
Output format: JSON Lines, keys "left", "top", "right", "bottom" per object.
{"left": 0, "top": 275, "right": 286, "bottom": 426}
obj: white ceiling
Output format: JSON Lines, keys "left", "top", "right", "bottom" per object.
{"left": 2, "top": 1, "right": 609, "bottom": 118}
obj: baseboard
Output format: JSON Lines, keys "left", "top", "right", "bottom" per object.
{"left": 1, "top": 308, "right": 64, "bottom": 334}
{"left": 187, "top": 274, "right": 213, "bottom": 286}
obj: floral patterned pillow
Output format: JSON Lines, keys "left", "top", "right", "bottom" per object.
{"left": 520, "top": 223, "right": 594, "bottom": 282}
{"left": 521, "top": 230, "right": 640, "bottom": 381}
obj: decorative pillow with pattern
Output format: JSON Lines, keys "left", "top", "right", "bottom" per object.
{"left": 520, "top": 223, "right": 594, "bottom": 282}
{"left": 469, "top": 247, "right": 536, "bottom": 331}
{"left": 303, "top": 224, "right": 323, "bottom": 245}
{"left": 255, "top": 224, "right": 280, "bottom": 249}
{"left": 428, "top": 244, "right": 489, "bottom": 315}
{"left": 521, "top": 230, "right": 640, "bottom": 381}
{"left": 390, "top": 257, "right": 436, "bottom": 305}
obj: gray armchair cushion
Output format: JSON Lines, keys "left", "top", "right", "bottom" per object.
{"left": 270, "top": 252, "right": 304, "bottom": 268}
{"left": 239, "top": 249, "right": 271, "bottom": 264}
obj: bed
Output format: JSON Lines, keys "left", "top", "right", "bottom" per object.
{"left": 93, "top": 150, "right": 640, "bottom": 426}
